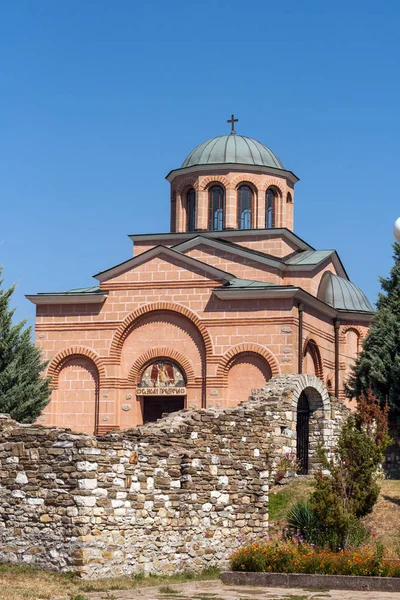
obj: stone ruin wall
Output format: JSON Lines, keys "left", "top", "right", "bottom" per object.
{"left": 0, "top": 374, "right": 346, "bottom": 579}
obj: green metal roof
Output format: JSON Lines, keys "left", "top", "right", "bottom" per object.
{"left": 37, "top": 286, "right": 102, "bottom": 296}
{"left": 222, "top": 278, "right": 281, "bottom": 289}
{"left": 182, "top": 135, "right": 284, "bottom": 169}
{"left": 318, "top": 272, "right": 374, "bottom": 313}
{"left": 284, "top": 250, "right": 334, "bottom": 265}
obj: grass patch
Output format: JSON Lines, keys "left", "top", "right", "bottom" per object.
{"left": 269, "top": 479, "right": 314, "bottom": 523}
{"left": 159, "top": 585, "right": 182, "bottom": 595}
{"left": 0, "top": 565, "right": 220, "bottom": 600}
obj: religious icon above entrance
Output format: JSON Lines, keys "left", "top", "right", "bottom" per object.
{"left": 136, "top": 360, "right": 186, "bottom": 396}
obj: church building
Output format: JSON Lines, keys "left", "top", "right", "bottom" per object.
{"left": 28, "top": 117, "right": 374, "bottom": 435}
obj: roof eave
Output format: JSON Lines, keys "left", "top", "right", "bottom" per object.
{"left": 165, "top": 162, "right": 299, "bottom": 186}
{"left": 26, "top": 293, "right": 108, "bottom": 305}
{"left": 213, "top": 286, "right": 374, "bottom": 322}
{"left": 129, "top": 228, "right": 313, "bottom": 252}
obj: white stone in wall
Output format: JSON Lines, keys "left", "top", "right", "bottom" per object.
{"left": 27, "top": 497, "right": 44, "bottom": 505}
{"left": 254, "top": 448, "right": 260, "bottom": 457}
{"left": 112, "top": 464, "right": 124, "bottom": 474}
{"left": 170, "top": 480, "right": 180, "bottom": 488}
{"left": 190, "top": 431, "right": 198, "bottom": 439}
{"left": 79, "top": 448, "right": 101, "bottom": 455}
{"left": 74, "top": 495, "right": 97, "bottom": 507}
{"left": 78, "top": 478, "right": 98, "bottom": 490}
{"left": 93, "top": 488, "right": 108, "bottom": 497}
{"left": 6, "top": 456, "right": 18, "bottom": 464}
{"left": 76, "top": 461, "right": 98, "bottom": 472}
{"left": 15, "top": 472, "right": 28, "bottom": 485}
{"left": 11, "top": 490, "right": 25, "bottom": 498}
{"left": 216, "top": 493, "right": 229, "bottom": 504}
{"left": 66, "top": 506, "right": 78, "bottom": 516}
{"left": 53, "top": 441, "right": 73, "bottom": 448}
{"left": 112, "top": 477, "right": 125, "bottom": 487}
{"left": 111, "top": 499, "right": 125, "bottom": 508}
{"left": 218, "top": 475, "right": 228, "bottom": 485}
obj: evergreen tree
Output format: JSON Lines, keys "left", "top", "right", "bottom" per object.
{"left": 0, "top": 269, "right": 51, "bottom": 422}
{"left": 346, "top": 243, "right": 400, "bottom": 410}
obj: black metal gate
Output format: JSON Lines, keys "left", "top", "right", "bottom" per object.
{"left": 296, "top": 392, "right": 310, "bottom": 475}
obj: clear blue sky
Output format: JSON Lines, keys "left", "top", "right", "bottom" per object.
{"left": 1, "top": 0, "right": 400, "bottom": 327}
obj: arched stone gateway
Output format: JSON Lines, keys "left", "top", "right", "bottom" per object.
{"left": 248, "top": 373, "right": 349, "bottom": 474}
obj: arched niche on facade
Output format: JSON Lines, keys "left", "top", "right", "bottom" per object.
{"left": 217, "top": 344, "right": 278, "bottom": 406}
{"left": 50, "top": 355, "right": 99, "bottom": 435}
{"left": 302, "top": 339, "right": 323, "bottom": 380}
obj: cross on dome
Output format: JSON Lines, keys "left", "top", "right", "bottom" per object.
{"left": 227, "top": 114, "right": 238, "bottom": 135}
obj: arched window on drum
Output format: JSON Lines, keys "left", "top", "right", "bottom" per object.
{"left": 237, "top": 185, "right": 253, "bottom": 229}
{"left": 266, "top": 188, "right": 276, "bottom": 228}
{"left": 186, "top": 188, "right": 196, "bottom": 232}
{"left": 208, "top": 185, "right": 224, "bottom": 231}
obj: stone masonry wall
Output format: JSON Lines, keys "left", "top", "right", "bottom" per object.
{"left": 0, "top": 375, "right": 346, "bottom": 578}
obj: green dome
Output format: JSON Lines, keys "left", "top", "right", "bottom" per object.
{"left": 182, "top": 135, "right": 284, "bottom": 169}
{"left": 318, "top": 272, "right": 373, "bottom": 313}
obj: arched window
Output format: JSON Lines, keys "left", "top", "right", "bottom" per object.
{"left": 266, "top": 188, "right": 276, "bottom": 228}
{"left": 209, "top": 185, "right": 224, "bottom": 231}
{"left": 187, "top": 188, "right": 196, "bottom": 232}
{"left": 286, "top": 192, "right": 293, "bottom": 203}
{"left": 237, "top": 185, "right": 253, "bottom": 229}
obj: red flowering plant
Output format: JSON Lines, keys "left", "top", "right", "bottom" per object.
{"left": 229, "top": 533, "right": 400, "bottom": 577}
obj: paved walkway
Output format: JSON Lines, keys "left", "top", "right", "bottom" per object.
{"left": 86, "top": 579, "right": 400, "bottom": 600}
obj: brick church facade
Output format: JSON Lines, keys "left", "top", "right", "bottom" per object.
{"left": 28, "top": 119, "right": 374, "bottom": 435}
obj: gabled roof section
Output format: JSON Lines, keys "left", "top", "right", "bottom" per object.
{"left": 93, "top": 245, "right": 236, "bottom": 284}
{"left": 173, "top": 235, "right": 282, "bottom": 269}
{"left": 283, "top": 249, "right": 348, "bottom": 279}
{"left": 284, "top": 250, "right": 333, "bottom": 265}
{"left": 172, "top": 235, "right": 347, "bottom": 277}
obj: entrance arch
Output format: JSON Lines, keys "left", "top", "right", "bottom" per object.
{"left": 265, "top": 374, "right": 331, "bottom": 474}
{"left": 136, "top": 359, "right": 187, "bottom": 424}
{"left": 293, "top": 378, "right": 329, "bottom": 473}
{"left": 296, "top": 392, "right": 310, "bottom": 474}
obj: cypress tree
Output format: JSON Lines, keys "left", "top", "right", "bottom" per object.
{"left": 346, "top": 243, "right": 400, "bottom": 410}
{"left": 0, "top": 269, "right": 51, "bottom": 422}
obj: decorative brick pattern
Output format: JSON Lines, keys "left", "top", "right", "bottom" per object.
{"left": 217, "top": 343, "right": 280, "bottom": 380}
{"left": 109, "top": 302, "right": 214, "bottom": 363}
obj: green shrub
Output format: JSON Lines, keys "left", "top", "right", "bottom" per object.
{"left": 310, "top": 391, "right": 390, "bottom": 550}
{"left": 286, "top": 501, "right": 320, "bottom": 543}
{"left": 285, "top": 500, "right": 370, "bottom": 550}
